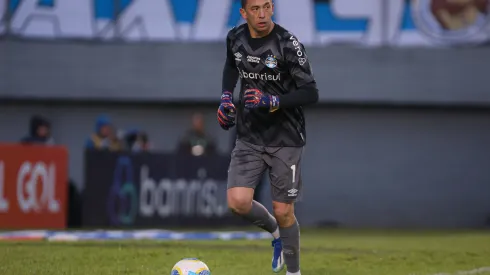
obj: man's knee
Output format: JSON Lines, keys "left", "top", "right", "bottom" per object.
{"left": 272, "top": 201, "right": 295, "bottom": 227}
{"left": 227, "top": 187, "right": 254, "bottom": 215}
{"left": 228, "top": 196, "right": 252, "bottom": 215}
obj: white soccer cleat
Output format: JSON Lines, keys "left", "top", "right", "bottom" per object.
{"left": 271, "top": 238, "right": 285, "bottom": 273}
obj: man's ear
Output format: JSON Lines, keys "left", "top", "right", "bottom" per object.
{"left": 240, "top": 8, "right": 247, "bottom": 20}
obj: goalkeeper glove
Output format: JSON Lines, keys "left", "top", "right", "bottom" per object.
{"left": 243, "top": 88, "right": 280, "bottom": 112}
{"left": 217, "top": 91, "right": 236, "bottom": 130}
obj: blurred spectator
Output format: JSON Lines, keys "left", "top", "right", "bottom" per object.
{"left": 178, "top": 112, "right": 217, "bottom": 156}
{"left": 20, "top": 115, "right": 55, "bottom": 145}
{"left": 85, "top": 114, "right": 123, "bottom": 151}
{"left": 124, "top": 129, "right": 151, "bottom": 152}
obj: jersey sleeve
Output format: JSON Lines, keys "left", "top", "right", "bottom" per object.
{"left": 284, "top": 34, "right": 315, "bottom": 88}
{"left": 225, "top": 34, "right": 235, "bottom": 68}
{"left": 222, "top": 32, "right": 239, "bottom": 94}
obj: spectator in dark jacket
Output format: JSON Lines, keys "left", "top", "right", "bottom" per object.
{"left": 20, "top": 115, "right": 55, "bottom": 145}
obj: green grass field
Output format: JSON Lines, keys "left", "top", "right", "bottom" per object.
{"left": 1, "top": 229, "right": 489, "bottom": 275}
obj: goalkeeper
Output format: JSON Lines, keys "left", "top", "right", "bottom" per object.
{"left": 216, "top": 0, "right": 319, "bottom": 274}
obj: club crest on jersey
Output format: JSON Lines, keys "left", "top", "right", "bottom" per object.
{"left": 265, "top": 55, "right": 277, "bottom": 69}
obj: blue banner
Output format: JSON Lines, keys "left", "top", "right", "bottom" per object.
{"left": 2, "top": 0, "right": 489, "bottom": 46}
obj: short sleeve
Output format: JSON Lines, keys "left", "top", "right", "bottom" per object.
{"left": 284, "top": 33, "right": 315, "bottom": 88}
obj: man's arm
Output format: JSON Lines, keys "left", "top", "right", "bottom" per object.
{"left": 222, "top": 35, "right": 239, "bottom": 94}
{"left": 277, "top": 34, "right": 319, "bottom": 108}
{"left": 218, "top": 33, "right": 239, "bottom": 130}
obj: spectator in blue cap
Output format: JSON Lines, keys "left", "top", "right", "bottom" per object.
{"left": 85, "top": 114, "right": 122, "bottom": 151}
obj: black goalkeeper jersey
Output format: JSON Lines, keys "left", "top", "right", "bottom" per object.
{"left": 222, "top": 23, "right": 319, "bottom": 147}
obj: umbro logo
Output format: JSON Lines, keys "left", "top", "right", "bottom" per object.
{"left": 234, "top": 52, "right": 242, "bottom": 61}
{"left": 288, "top": 188, "right": 298, "bottom": 197}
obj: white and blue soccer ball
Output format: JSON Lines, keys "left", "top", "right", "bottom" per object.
{"left": 171, "top": 258, "right": 211, "bottom": 275}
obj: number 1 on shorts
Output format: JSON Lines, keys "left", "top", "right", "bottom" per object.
{"left": 291, "top": 164, "right": 296, "bottom": 183}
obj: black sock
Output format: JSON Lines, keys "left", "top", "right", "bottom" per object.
{"left": 280, "top": 219, "right": 300, "bottom": 273}
{"left": 240, "top": 200, "right": 278, "bottom": 234}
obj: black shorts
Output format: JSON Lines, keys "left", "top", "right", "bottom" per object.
{"left": 227, "top": 139, "right": 304, "bottom": 203}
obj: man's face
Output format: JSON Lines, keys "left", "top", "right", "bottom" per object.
{"left": 240, "top": 0, "right": 274, "bottom": 35}
{"left": 36, "top": 125, "right": 50, "bottom": 138}
{"left": 99, "top": 125, "right": 112, "bottom": 138}
{"left": 192, "top": 114, "right": 204, "bottom": 133}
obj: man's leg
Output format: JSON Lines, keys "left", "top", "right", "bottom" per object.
{"left": 272, "top": 201, "right": 300, "bottom": 274}
{"left": 227, "top": 140, "right": 279, "bottom": 238}
{"left": 227, "top": 188, "right": 279, "bottom": 237}
{"left": 266, "top": 146, "right": 304, "bottom": 275}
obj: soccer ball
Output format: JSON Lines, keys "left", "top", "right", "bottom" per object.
{"left": 171, "top": 258, "right": 211, "bottom": 275}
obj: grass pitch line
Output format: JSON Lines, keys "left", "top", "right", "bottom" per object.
{"left": 424, "top": 267, "right": 490, "bottom": 275}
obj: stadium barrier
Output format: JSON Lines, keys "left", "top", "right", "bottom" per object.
{"left": 0, "top": 144, "right": 68, "bottom": 229}
{"left": 82, "top": 150, "right": 246, "bottom": 228}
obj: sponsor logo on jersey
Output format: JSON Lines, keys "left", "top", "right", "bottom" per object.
{"left": 239, "top": 69, "right": 280, "bottom": 81}
{"left": 265, "top": 55, "right": 277, "bottom": 69}
{"left": 247, "top": 56, "right": 261, "bottom": 64}
{"left": 234, "top": 52, "right": 242, "bottom": 61}
{"left": 289, "top": 35, "right": 304, "bottom": 57}
{"left": 290, "top": 35, "right": 309, "bottom": 65}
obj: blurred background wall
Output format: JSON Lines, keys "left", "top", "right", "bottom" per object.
{"left": 1, "top": 0, "right": 490, "bottom": 229}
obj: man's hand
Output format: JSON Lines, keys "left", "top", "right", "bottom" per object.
{"left": 217, "top": 91, "right": 236, "bottom": 130}
{"left": 243, "top": 88, "right": 280, "bottom": 112}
